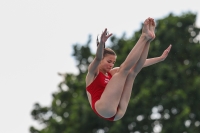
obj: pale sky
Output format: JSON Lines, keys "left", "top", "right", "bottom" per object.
{"left": 0, "top": 0, "right": 200, "bottom": 133}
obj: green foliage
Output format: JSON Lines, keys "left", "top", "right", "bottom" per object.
{"left": 30, "top": 12, "right": 200, "bottom": 133}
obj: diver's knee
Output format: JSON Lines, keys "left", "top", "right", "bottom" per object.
{"left": 95, "top": 102, "right": 117, "bottom": 118}
{"left": 113, "top": 109, "right": 125, "bottom": 121}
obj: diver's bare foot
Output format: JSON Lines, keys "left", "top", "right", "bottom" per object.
{"left": 142, "top": 17, "right": 155, "bottom": 40}
{"left": 149, "top": 18, "right": 156, "bottom": 41}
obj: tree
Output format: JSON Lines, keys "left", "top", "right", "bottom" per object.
{"left": 30, "top": 12, "right": 200, "bottom": 133}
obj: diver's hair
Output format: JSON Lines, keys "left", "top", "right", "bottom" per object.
{"left": 96, "top": 35, "right": 116, "bottom": 57}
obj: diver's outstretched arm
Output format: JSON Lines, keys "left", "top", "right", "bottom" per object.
{"left": 143, "top": 44, "right": 172, "bottom": 68}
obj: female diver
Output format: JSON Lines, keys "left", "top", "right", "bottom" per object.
{"left": 86, "top": 17, "right": 172, "bottom": 121}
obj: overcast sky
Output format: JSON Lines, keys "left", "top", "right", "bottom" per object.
{"left": 0, "top": 0, "right": 200, "bottom": 133}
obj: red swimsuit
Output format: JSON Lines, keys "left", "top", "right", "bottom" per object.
{"left": 86, "top": 72, "right": 116, "bottom": 121}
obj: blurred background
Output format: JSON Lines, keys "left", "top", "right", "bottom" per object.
{"left": 0, "top": 0, "right": 200, "bottom": 133}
